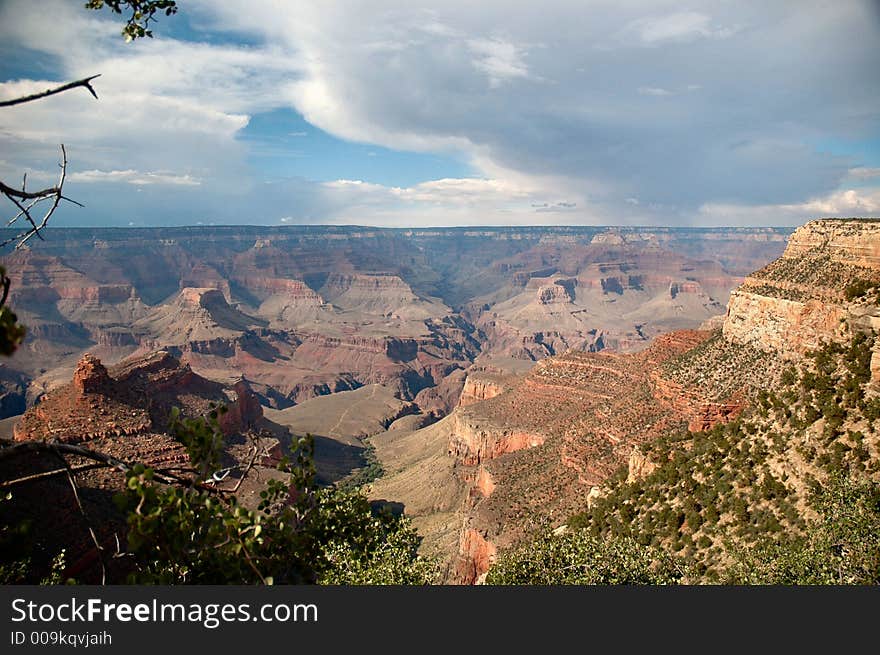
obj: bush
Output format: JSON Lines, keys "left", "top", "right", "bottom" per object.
{"left": 119, "top": 411, "right": 437, "bottom": 584}
{"left": 486, "top": 532, "right": 684, "bottom": 585}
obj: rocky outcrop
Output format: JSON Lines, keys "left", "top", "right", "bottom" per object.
{"left": 722, "top": 220, "right": 880, "bottom": 368}
{"left": 132, "top": 287, "right": 266, "bottom": 347}
{"left": 537, "top": 279, "right": 576, "bottom": 304}
{"left": 474, "top": 467, "right": 495, "bottom": 498}
{"left": 784, "top": 219, "right": 880, "bottom": 268}
{"left": 219, "top": 379, "right": 265, "bottom": 435}
{"left": 627, "top": 446, "right": 657, "bottom": 484}
{"left": 13, "top": 350, "right": 272, "bottom": 444}
{"left": 239, "top": 276, "right": 327, "bottom": 305}
{"left": 687, "top": 401, "right": 745, "bottom": 433}
{"left": 447, "top": 410, "right": 546, "bottom": 466}
{"left": 669, "top": 281, "right": 702, "bottom": 298}
{"left": 723, "top": 292, "right": 849, "bottom": 355}
{"left": 452, "top": 528, "right": 497, "bottom": 585}
{"left": 458, "top": 373, "right": 508, "bottom": 407}
{"left": 72, "top": 353, "right": 112, "bottom": 394}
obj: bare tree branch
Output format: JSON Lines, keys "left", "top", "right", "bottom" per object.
{"left": 0, "top": 437, "right": 265, "bottom": 495}
{"left": 0, "top": 74, "right": 102, "bottom": 249}
{"left": 0, "top": 75, "right": 101, "bottom": 108}
{"left": 0, "top": 438, "right": 134, "bottom": 473}
{"left": 230, "top": 443, "right": 261, "bottom": 494}
{"left": 0, "top": 462, "right": 106, "bottom": 488}
{"left": 1, "top": 145, "right": 80, "bottom": 250}
{"left": 52, "top": 451, "right": 108, "bottom": 585}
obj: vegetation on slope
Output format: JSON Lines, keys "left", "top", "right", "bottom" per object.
{"left": 489, "top": 333, "right": 880, "bottom": 584}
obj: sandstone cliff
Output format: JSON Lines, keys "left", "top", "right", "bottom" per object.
{"left": 457, "top": 372, "right": 510, "bottom": 407}
{"left": 723, "top": 219, "right": 880, "bottom": 382}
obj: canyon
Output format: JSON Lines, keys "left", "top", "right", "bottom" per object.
{"left": 0, "top": 225, "right": 787, "bottom": 423}
{"left": 1, "top": 223, "right": 803, "bottom": 581}
{"left": 367, "top": 218, "right": 880, "bottom": 582}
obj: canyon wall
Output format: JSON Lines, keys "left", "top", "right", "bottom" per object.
{"left": 723, "top": 219, "right": 880, "bottom": 380}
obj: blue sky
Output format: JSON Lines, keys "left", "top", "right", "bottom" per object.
{"left": 240, "top": 108, "right": 472, "bottom": 187}
{"left": 0, "top": 0, "right": 878, "bottom": 227}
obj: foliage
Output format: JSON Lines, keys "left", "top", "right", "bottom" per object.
{"left": 844, "top": 278, "right": 878, "bottom": 302}
{"left": 0, "top": 492, "right": 31, "bottom": 584}
{"left": 0, "top": 491, "right": 73, "bottom": 584}
{"left": 0, "top": 266, "right": 26, "bottom": 357}
{"left": 527, "top": 333, "right": 880, "bottom": 584}
{"left": 118, "top": 411, "right": 436, "bottom": 584}
{"left": 486, "top": 532, "right": 684, "bottom": 585}
{"left": 723, "top": 475, "right": 880, "bottom": 584}
{"left": 336, "top": 438, "right": 385, "bottom": 491}
{"left": 85, "top": 0, "right": 178, "bottom": 41}
{"left": 318, "top": 524, "right": 438, "bottom": 585}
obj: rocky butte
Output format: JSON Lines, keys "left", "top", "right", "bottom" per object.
{"left": 3, "top": 350, "right": 293, "bottom": 580}
{"left": 368, "top": 218, "right": 880, "bottom": 583}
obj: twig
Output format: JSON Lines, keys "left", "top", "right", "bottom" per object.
{"left": 1, "top": 145, "right": 80, "bottom": 250}
{"left": 18, "top": 144, "right": 69, "bottom": 248}
{"left": 0, "top": 74, "right": 99, "bottom": 248}
{"left": 0, "top": 437, "right": 243, "bottom": 495}
{"left": 0, "top": 437, "right": 133, "bottom": 471}
{"left": 6, "top": 196, "right": 49, "bottom": 226}
{"left": 239, "top": 539, "right": 268, "bottom": 585}
{"left": 230, "top": 442, "right": 261, "bottom": 494}
{"left": 51, "top": 450, "right": 108, "bottom": 585}
{"left": 0, "top": 462, "right": 106, "bottom": 488}
{"left": 0, "top": 75, "right": 101, "bottom": 108}
{"left": 2, "top": 191, "right": 44, "bottom": 242}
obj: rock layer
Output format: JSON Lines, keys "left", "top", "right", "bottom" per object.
{"left": 723, "top": 219, "right": 880, "bottom": 380}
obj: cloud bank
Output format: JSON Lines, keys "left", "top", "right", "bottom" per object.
{"left": 0, "top": 0, "right": 877, "bottom": 227}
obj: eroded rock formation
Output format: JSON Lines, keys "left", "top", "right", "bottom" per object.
{"left": 723, "top": 219, "right": 880, "bottom": 381}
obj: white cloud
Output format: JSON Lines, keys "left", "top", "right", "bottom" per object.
{"left": 1, "top": 0, "right": 878, "bottom": 227}
{"left": 618, "top": 11, "right": 737, "bottom": 46}
{"left": 69, "top": 169, "right": 201, "bottom": 186}
{"left": 192, "top": 0, "right": 878, "bottom": 218}
{"left": 0, "top": 0, "right": 292, "bottom": 202}
{"left": 316, "top": 176, "right": 592, "bottom": 225}
{"left": 848, "top": 167, "right": 880, "bottom": 180}
{"left": 698, "top": 188, "right": 880, "bottom": 225}
{"left": 638, "top": 86, "right": 673, "bottom": 96}
{"left": 467, "top": 37, "right": 531, "bottom": 88}
{"left": 322, "top": 176, "right": 538, "bottom": 205}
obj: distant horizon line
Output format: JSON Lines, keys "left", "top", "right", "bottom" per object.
{"left": 0, "top": 223, "right": 813, "bottom": 231}
{"left": 1, "top": 217, "right": 876, "bottom": 233}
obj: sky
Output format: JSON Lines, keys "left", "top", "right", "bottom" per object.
{"left": 0, "top": 0, "right": 878, "bottom": 228}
